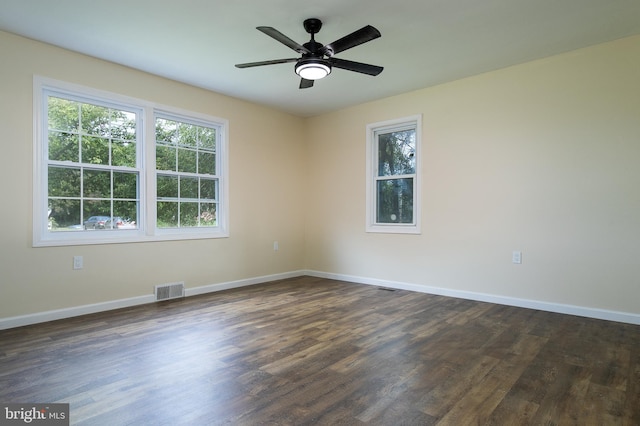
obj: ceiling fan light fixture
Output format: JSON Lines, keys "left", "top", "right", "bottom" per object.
{"left": 295, "top": 59, "right": 331, "bottom": 80}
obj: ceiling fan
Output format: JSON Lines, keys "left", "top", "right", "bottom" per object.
{"left": 235, "top": 18, "right": 383, "bottom": 89}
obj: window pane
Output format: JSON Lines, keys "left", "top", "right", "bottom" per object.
{"left": 83, "top": 200, "right": 111, "bottom": 219}
{"left": 200, "top": 178, "right": 216, "bottom": 200}
{"left": 114, "top": 201, "right": 138, "bottom": 229}
{"left": 157, "top": 175, "right": 178, "bottom": 198}
{"left": 177, "top": 148, "right": 197, "bottom": 173}
{"left": 198, "top": 151, "right": 215, "bottom": 175}
{"left": 180, "top": 202, "right": 198, "bottom": 227}
{"left": 49, "top": 131, "right": 79, "bottom": 162}
{"left": 156, "top": 118, "right": 177, "bottom": 143}
{"left": 377, "top": 130, "right": 416, "bottom": 176}
{"left": 199, "top": 127, "right": 216, "bottom": 149}
{"left": 178, "top": 122, "right": 197, "bottom": 147}
{"left": 48, "top": 199, "right": 81, "bottom": 231}
{"left": 112, "top": 140, "right": 136, "bottom": 167}
{"left": 376, "top": 178, "right": 414, "bottom": 223}
{"left": 83, "top": 169, "right": 111, "bottom": 198}
{"left": 48, "top": 97, "right": 79, "bottom": 132}
{"left": 49, "top": 166, "right": 80, "bottom": 197}
{"left": 81, "top": 104, "right": 110, "bottom": 137}
{"left": 180, "top": 177, "right": 198, "bottom": 199}
{"left": 156, "top": 145, "right": 176, "bottom": 171}
{"left": 111, "top": 111, "right": 136, "bottom": 141}
{"left": 113, "top": 172, "right": 137, "bottom": 199}
{"left": 157, "top": 201, "right": 178, "bottom": 228}
{"left": 82, "top": 136, "right": 109, "bottom": 165}
{"left": 200, "top": 203, "right": 217, "bottom": 226}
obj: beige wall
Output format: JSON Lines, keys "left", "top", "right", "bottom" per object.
{"left": 2, "top": 30, "right": 639, "bottom": 324}
{"left": 0, "top": 31, "right": 307, "bottom": 319}
{"left": 304, "top": 35, "right": 640, "bottom": 315}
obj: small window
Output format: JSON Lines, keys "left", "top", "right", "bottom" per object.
{"left": 366, "top": 115, "right": 421, "bottom": 234}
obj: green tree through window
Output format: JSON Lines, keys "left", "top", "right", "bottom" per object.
{"left": 366, "top": 115, "right": 421, "bottom": 234}
{"left": 47, "top": 96, "right": 139, "bottom": 231}
{"left": 155, "top": 116, "right": 218, "bottom": 229}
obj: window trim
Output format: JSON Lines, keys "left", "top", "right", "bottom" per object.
{"left": 33, "top": 76, "right": 229, "bottom": 247}
{"left": 365, "top": 114, "right": 422, "bottom": 234}
{"left": 153, "top": 109, "right": 228, "bottom": 237}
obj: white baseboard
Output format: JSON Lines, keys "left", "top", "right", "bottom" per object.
{"left": 0, "top": 270, "right": 305, "bottom": 330}
{"left": 185, "top": 270, "right": 305, "bottom": 297}
{"left": 305, "top": 270, "right": 640, "bottom": 326}
{"left": 2, "top": 269, "right": 639, "bottom": 330}
{"left": 0, "top": 295, "right": 156, "bottom": 330}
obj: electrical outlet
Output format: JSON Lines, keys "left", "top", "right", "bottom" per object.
{"left": 73, "top": 256, "right": 83, "bottom": 270}
{"left": 512, "top": 251, "right": 522, "bottom": 264}
{"left": 273, "top": 241, "right": 279, "bottom": 251}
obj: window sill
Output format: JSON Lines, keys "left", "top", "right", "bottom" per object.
{"left": 33, "top": 229, "right": 229, "bottom": 247}
{"left": 366, "top": 224, "right": 421, "bottom": 234}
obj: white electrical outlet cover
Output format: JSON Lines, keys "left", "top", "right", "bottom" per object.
{"left": 512, "top": 251, "right": 522, "bottom": 264}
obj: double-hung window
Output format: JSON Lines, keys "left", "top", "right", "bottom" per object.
{"left": 41, "top": 91, "right": 142, "bottom": 239}
{"left": 366, "top": 115, "right": 421, "bottom": 234}
{"left": 155, "top": 114, "right": 220, "bottom": 231}
{"left": 34, "top": 77, "right": 228, "bottom": 246}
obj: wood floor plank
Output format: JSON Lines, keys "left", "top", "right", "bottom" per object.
{"left": 1, "top": 276, "right": 639, "bottom": 425}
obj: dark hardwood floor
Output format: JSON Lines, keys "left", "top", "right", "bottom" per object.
{"left": 1, "top": 276, "right": 639, "bottom": 425}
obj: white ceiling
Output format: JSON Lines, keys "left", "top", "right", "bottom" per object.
{"left": 1, "top": 0, "right": 640, "bottom": 117}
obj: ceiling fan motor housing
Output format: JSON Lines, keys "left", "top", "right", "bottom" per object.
{"left": 303, "top": 18, "right": 323, "bottom": 35}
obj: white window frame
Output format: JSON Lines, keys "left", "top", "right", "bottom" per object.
{"left": 366, "top": 114, "right": 422, "bottom": 234}
{"left": 153, "top": 110, "right": 226, "bottom": 237}
{"left": 33, "top": 76, "right": 229, "bottom": 247}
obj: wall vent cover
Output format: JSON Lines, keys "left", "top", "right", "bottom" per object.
{"left": 155, "top": 282, "right": 185, "bottom": 301}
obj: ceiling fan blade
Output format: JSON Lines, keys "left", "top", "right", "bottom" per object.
{"left": 299, "top": 78, "right": 314, "bottom": 89}
{"left": 329, "top": 58, "right": 383, "bottom": 76}
{"left": 257, "top": 26, "right": 311, "bottom": 54}
{"left": 235, "top": 58, "right": 298, "bottom": 68}
{"left": 321, "top": 25, "right": 381, "bottom": 57}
